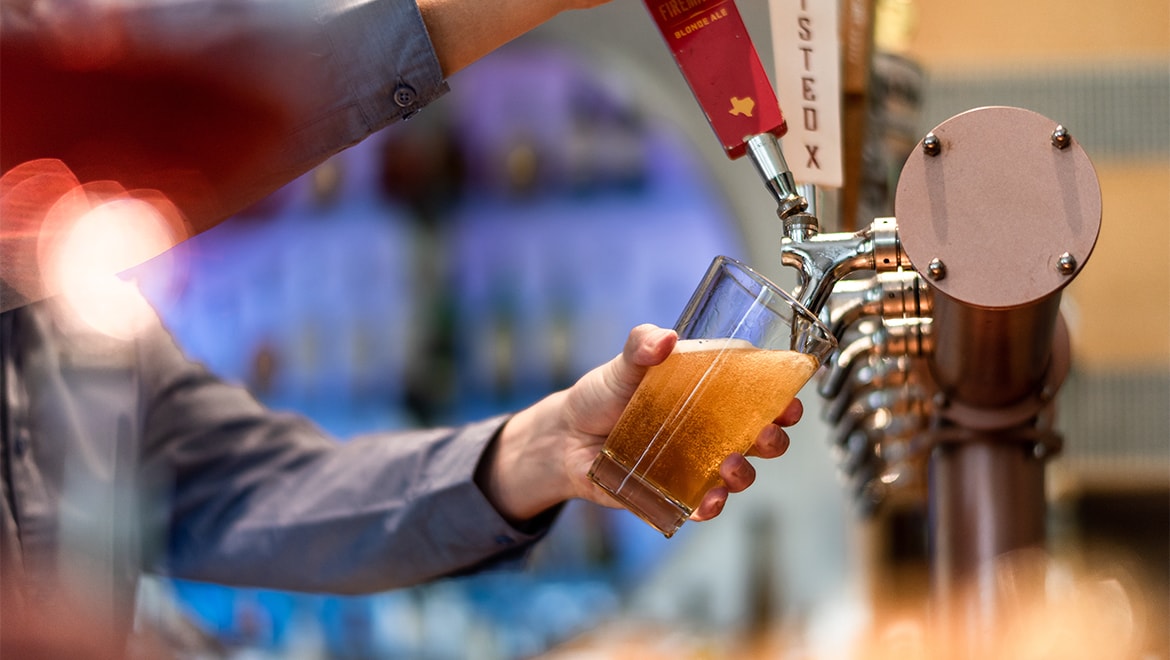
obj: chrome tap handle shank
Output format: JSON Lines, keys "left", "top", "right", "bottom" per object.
{"left": 746, "top": 133, "right": 807, "bottom": 220}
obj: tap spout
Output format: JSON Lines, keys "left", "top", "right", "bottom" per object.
{"left": 782, "top": 217, "right": 908, "bottom": 316}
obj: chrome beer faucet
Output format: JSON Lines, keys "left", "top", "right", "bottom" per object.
{"left": 745, "top": 131, "right": 935, "bottom": 514}
{"left": 745, "top": 133, "right": 912, "bottom": 316}
{"left": 821, "top": 271, "right": 932, "bottom": 340}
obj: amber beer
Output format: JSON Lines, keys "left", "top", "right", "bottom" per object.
{"left": 596, "top": 338, "right": 820, "bottom": 523}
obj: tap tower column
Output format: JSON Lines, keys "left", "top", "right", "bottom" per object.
{"left": 893, "top": 106, "right": 1102, "bottom": 637}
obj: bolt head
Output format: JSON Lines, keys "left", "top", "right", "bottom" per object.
{"left": 923, "top": 133, "right": 941, "bottom": 157}
{"left": 1056, "top": 251, "right": 1077, "bottom": 274}
{"left": 1051, "top": 125, "right": 1071, "bottom": 149}
{"left": 926, "top": 257, "right": 946, "bottom": 280}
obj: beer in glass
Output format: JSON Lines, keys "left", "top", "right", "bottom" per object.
{"left": 588, "top": 256, "right": 836, "bottom": 537}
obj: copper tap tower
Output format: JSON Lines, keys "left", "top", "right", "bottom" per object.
{"left": 765, "top": 106, "right": 1101, "bottom": 644}
{"left": 641, "top": 1, "right": 1103, "bottom": 648}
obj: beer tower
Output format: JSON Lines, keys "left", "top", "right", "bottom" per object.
{"left": 642, "top": 0, "right": 1103, "bottom": 647}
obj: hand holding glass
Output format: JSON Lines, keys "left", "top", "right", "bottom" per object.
{"left": 588, "top": 256, "right": 836, "bottom": 537}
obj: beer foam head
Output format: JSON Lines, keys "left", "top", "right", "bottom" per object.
{"left": 675, "top": 337, "right": 756, "bottom": 352}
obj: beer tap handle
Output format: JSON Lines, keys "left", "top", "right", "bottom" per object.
{"left": 644, "top": 0, "right": 823, "bottom": 267}
{"left": 643, "top": 0, "right": 811, "bottom": 220}
{"left": 643, "top": 0, "right": 787, "bottom": 159}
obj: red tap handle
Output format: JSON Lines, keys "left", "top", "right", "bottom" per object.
{"left": 644, "top": 0, "right": 787, "bottom": 159}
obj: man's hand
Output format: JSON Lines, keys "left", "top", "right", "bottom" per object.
{"left": 481, "top": 323, "right": 803, "bottom": 525}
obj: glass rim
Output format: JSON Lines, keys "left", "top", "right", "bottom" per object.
{"left": 712, "top": 255, "right": 837, "bottom": 348}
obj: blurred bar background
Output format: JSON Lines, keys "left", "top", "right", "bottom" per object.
{"left": 127, "top": 0, "right": 1167, "bottom": 657}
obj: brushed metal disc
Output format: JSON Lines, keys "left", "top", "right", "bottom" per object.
{"left": 894, "top": 106, "right": 1102, "bottom": 309}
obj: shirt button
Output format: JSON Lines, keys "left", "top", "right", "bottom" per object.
{"left": 494, "top": 535, "right": 515, "bottom": 546}
{"left": 392, "top": 84, "right": 417, "bottom": 108}
{"left": 12, "top": 437, "right": 27, "bottom": 457}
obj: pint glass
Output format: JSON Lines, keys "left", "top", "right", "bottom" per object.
{"left": 588, "top": 256, "right": 837, "bottom": 537}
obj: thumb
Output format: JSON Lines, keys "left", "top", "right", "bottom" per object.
{"left": 562, "top": 324, "right": 677, "bottom": 438}
{"left": 603, "top": 324, "right": 677, "bottom": 397}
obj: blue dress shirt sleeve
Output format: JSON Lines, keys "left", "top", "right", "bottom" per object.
{"left": 135, "top": 313, "right": 551, "bottom": 594}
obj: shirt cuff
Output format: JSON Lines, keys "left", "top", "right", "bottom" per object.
{"left": 320, "top": 0, "right": 450, "bottom": 129}
{"left": 422, "top": 415, "right": 562, "bottom": 551}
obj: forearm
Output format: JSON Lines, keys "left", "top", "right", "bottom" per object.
{"left": 418, "top": 0, "right": 603, "bottom": 77}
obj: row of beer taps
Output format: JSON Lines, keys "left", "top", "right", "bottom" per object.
{"left": 747, "top": 132, "right": 937, "bottom": 517}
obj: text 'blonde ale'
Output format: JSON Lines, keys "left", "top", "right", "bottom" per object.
{"left": 601, "top": 338, "right": 819, "bottom": 513}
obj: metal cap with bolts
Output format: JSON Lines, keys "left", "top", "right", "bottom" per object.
{"left": 895, "top": 106, "right": 1102, "bottom": 309}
